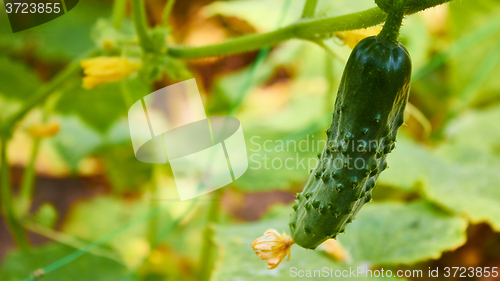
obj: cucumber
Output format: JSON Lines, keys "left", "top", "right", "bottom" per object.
{"left": 289, "top": 35, "right": 412, "bottom": 249}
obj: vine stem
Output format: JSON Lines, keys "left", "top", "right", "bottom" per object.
{"left": 162, "top": 0, "right": 176, "bottom": 27}
{"left": 377, "top": 0, "right": 407, "bottom": 45}
{"left": 198, "top": 190, "right": 222, "bottom": 281}
{"left": 17, "top": 139, "right": 40, "bottom": 217}
{"left": 17, "top": 92, "right": 60, "bottom": 218}
{"left": 1, "top": 135, "right": 30, "bottom": 250}
{"left": 112, "top": 0, "right": 127, "bottom": 29}
{"left": 131, "top": 0, "right": 154, "bottom": 53}
{"left": 301, "top": 0, "right": 318, "bottom": 18}
{"left": 167, "top": 0, "right": 453, "bottom": 59}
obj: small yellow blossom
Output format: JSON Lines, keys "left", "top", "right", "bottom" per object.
{"left": 335, "top": 26, "right": 383, "bottom": 49}
{"left": 319, "top": 239, "right": 348, "bottom": 262}
{"left": 27, "top": 121, "right": 60, "bottom": 138}
{"left": 80, "top": 56, "right": 141, "bottom": 90}
{"left": 251, "top": 229, "right": 294, "bottom": 269}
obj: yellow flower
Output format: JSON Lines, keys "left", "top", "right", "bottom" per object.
{"left": 335, "top": 26, "right": 383, "bottom": 49}
{"left": 80, "top": 56, "right": 141, "bottom": 89}
{"left": 27, "top": 121, "right": 60, "bottom": 138}
{"left": 251, "top": 229, "right": 294, "bottom": 269}
{"left": 319, "top": 239, "right": 348, "bottom": 262}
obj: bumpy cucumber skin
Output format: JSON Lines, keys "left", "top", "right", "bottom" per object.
{"left": 289, "top": 36, "right": 412, "bottom": 250}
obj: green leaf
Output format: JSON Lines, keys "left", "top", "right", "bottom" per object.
{"left": 60, "top": 195, "right": 200, "bottom": 270}
{"left": 61, "top": 196, "right": 149, "bottom": 264}
{"left": 381, "top": 137, "right": 500, "bottom": 231}
{"left": 100, "top": 142, "right": 154, "bottom": 193}
{"left": 236, "top": 128, "right": 327, "bottom": 191}
{"left": 377, "top": 134, "right": 436, "bottom": 191}
{"left": 0, "top": 243, "right": 129, "bottom": 281}
{"left": 55, "top": 82, "right": 127, "bottom": 134}
{"left": 55, "top": 77, "right": 150, "bottom": 134}
{"left": 0, "top": 56, "right": 42, "bottom": 101}
{"left": 12, "top": 1, "right": 112, "bottom": 60}
{"left": 337, "top": 201, "right": 467, "bottom": 265}
{"left": 448, "top": 0, "right": 500, "bottom": 109}
{"left": 30, "top": 202, "right": 58, "bottom": 229}
{"left": 380, "top": 105, "right": 500, "bottom": 231}
{"left": 220, "top": 42, "right": 338, "bottom": 192}
{"left": 50, "top": 114, "right": 103, "bottom": 171}
{"left": 212, "top": 201, "right": 466, "bottom": 280}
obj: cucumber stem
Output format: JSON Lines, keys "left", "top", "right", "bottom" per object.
{"left": 377, "top": 0, "right": 406, "bottom": 45}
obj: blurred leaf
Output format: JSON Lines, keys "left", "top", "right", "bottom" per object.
{"left": 142, "top": 54, "right": 193, "bottom": 82}
{"left": 0, "top": 0, "right": 113, "bottom": 60}
{"left": 449, "top": 0, "right": 500, "bottom": 108}
{"left": 50, "top": 114, "right": 102, "bottom": 171}
{"left": 228, "top": 42, "right": 337, "bottom": 192}
{"left": 55, "top": 83, "right": 126, "bottom": 134}
{"left": 55, "top": 77, "right": 150, "bottom": 134}
{"left": 31, "top": 202, "right": 58, "bottom": 229}
{"left": 62, "top": 196, "right": 150, "bottom": 267}
{"left": 51, "top": 76, "right": 150, "bottom": 170}
{"left": 398, "top": 14, "right": 431, "bottom": 72}
{"left": 100, "top": 142, "right": 154, "bottom": 193}
{"left": 0, "top": 56, "right": 42, "bottom": 101}
{"left": 377, "top": 134, "right": 436, "bottom": 191}
{"left": 235, "top": 129, "right": 326, "bottom": 191}
{"left": 91, "top": 18, "right": 138, "bottom": 53}
{"left": 0, "top": 243, "right": 129, "bottom": 281}
{"left": 337, "top": 201, "right": 466, "bottom": 265}
{"left": 212, "top": 201, "right": 466, "bottom": 280}
{"left": 0, "top": 56, "right": 42, "bottom": 124}
{"left": 380, "top": 105, "right": 500, "bottom": 231}
{"left": 61, "top": 195, "right": 200, "bottom": 269}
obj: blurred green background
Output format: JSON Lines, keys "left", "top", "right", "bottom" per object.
{"left": 1, "top": 0, "right": 500, "bottom": 280}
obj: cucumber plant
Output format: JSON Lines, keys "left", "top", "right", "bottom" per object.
{"left": 289, "top": 0, "right": 412, "bottom": 249}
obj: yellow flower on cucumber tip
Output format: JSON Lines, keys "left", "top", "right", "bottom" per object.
{"left": 80, "top": 56, "right": 142, "bottom": 90}
{"left": 251, "top": 229, "right": 294, "bottom": 269}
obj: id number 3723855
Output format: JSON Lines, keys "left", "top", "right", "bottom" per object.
{"left": 444, "top": 267, "right": 498, "bottom": 278}
{"left": 5, "top": 2, "right": 62, "bottom": 14}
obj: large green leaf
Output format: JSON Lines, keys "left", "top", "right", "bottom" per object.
{"left": 379, "top": 105, "right": 500, "bottom": 231}
{"left": 0, "top": 243, "right": 129, "bottom": 281}
{"left": 377, "top": 134, "right": 437, "bottom": 191}
{"left": 337, "top": 201, "right": 466, "bottom": 265}
{"left": 212, "top": 201, "right": 466, "bottom": 281}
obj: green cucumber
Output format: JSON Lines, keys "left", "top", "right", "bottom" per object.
{"left": 289, "top": 34, "right": 412, "bottom": 249}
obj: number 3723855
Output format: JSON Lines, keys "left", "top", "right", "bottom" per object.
{"left": 5, "top": 2, "right": 62, "bottom": 14}
{"left": 444, "top": 267, "right": 498, "bottom": 278}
